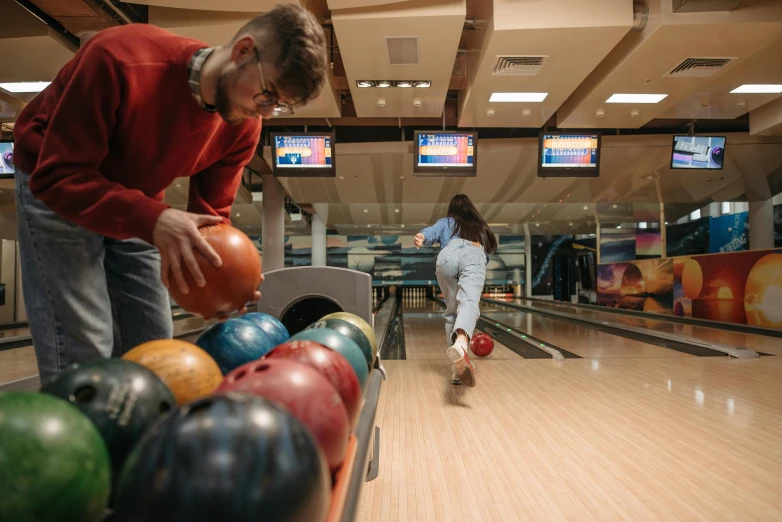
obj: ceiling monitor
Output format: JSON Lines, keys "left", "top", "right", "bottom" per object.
{"left": 413, "top": 131, "right": 477, "bottom": 177}
{"left": 671, "top": 135, "right": 725, "bottom": 170}
{"left": 0, "top": 141, "right": 14, "bottom": 179}
{"left": 538, "top": 131, "right": 601, "bottom": 178}
{"left": 271, "top": 132, "right": 335, "bottom": 177}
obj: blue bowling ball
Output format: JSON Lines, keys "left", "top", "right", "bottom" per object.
{"left": 240, "top": 313, "right": 290, "bottom": 346}
{"left": 195, "top": 318, "right": 275, "bottom": 374}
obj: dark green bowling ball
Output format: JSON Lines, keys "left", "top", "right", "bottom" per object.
{"left": 290, "top": 327, "right": 368, "bottom": 388}
{"left": 306, "top": 318, "right": 373, "bottom": 371}
{"left": 0, "top": 391, "right": 111, "bottom": 522}
{"left": 41, "top": 358, "right": 176, "bottom": 481}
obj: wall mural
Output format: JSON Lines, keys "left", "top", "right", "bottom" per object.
{"left": 598, "top": 249, "right": 782, "bottom": 329}
{"left": 258, "top": 234, "right": 525, "bottom": 286}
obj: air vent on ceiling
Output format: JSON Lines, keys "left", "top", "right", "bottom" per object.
{"left": 386, "top": 37, "right": 418, "bottom": 65}
{"left": 665, "top": 57, "right": 736, "bottom": 78}
{"left": 492, "top": 56, "right": 548, "bottom": 76}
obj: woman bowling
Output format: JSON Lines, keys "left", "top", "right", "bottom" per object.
{"left": 414, "top": 194, "right": 497, "bottom": 387}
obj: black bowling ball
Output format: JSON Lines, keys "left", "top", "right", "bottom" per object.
{"left": 41, "top": 358, "right": 175, "bottom": 482}
{"left": 112, "top": 393, "right": 331, "bottom": 522}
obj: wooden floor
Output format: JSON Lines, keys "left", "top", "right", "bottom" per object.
{"left": 360, "top": 303, "right": 782, "bottom": 521}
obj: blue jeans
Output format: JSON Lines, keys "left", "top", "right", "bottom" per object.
{"left": 15, "top": 171, "right": 173, "bottom": 386}
{"left": 436, "top": 239, "right": 487, "bottom": 346}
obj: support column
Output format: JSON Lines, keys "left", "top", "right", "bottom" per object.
{"left": 660, "top": 202, "right": 667, "bottom": 258}
{"left": 261, "top": 174, "right": 285, "bottom": 272}
{"left": 749, "top": 199, "right": 774, "bottom": 250}
{"left": 524, "top": 223, "right": 532, "bottom": 298}
{"left": 311, "top": 203, "right": 328, "bottom": 267}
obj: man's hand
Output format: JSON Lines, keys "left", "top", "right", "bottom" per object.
{"left": 153, "top": 209, "right": 223, "bottom": 294}
{"left": 414, "top": 233, "right": 425, "bottom": 249}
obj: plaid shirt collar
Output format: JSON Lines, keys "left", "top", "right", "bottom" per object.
{"left": 188, "top": 47, "right": 217, "bottom": 113}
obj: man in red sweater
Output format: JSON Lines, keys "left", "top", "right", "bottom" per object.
{"left": 13, "top": 5, "right": 328, "bottom": 384}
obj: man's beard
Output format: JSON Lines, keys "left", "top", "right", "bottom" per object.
{"left": 215, "top": 71, "right": 243, "bottom": 126}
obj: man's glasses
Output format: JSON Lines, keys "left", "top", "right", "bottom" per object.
{"left": 254, "top": 49, "right": 294, "bottom": 115}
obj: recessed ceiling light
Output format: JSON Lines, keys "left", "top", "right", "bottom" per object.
{"left": 613, "top": 204, "right": 618, "bottom": 209}
{"left": 665, "top": 221, "right": 669, "bottom": 225}
{"left": 414, "top": 81, "right": 431, "bottom": 88}
{"left": 235, "top": 213, "right": 241, "bottom": 218}
{"left": 730, "top": 84, "right": 782, "bottom": 94}
{"left": 367, "top": 224, "right": 372, "bottom": 228}
{"left": 176, "top": 184, "right": 182, "bottom": 188}
{"left": 535, "top": 223, "right": 540, "bottom": 227}
{"left": 400, "top": 224, "right": 405, "bottom": 228}
{"left": 606, "top": 93, "right": 668, "bottom": 104}
{"left": 0, "top": 81, "right": 51, "bottom": 93}
{"left": 489, "top": 92, "right": 548, "bottom": 103}
{"left": 616, "top": 225, "right": 622, "bottom": 229}
{"left": 376, "top": 80, "right": 392, "bottom": 88}
{"left": 356, "top": 80, "right": 375, "bottom": 88}
{"left": 583, "top": 206, "right": 589, "bottom": 210}
{"left": 395, "top": 81, "right": 413, "bottom": 88}
{"left": 363, "top": 209, "right": 369, "bottom": 213}
{"left": 394, "top": 209, "right": 400, "bottom": 213}
{"left": 338, "top": 176, "right": 344, "bottom": 180}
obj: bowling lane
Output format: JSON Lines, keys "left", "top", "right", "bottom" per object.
{"left": 402, "top": 300, "right": 522, "bottom": 361}
{"left": 361, "top": 338, "right": 782, "bottom": 521}
{"left": 481, "top": 302, "right": 693, "bottom": 359}
{"left": 509, "top": 299, "right": 782, "bottom": 357}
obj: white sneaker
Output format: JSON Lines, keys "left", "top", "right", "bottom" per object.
{"left": 447, "top": 342, "right": 476, "bottom": 387}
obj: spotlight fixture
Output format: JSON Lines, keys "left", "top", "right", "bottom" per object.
{"left": 356, "top": 80, "right": 431, "bottom": 89}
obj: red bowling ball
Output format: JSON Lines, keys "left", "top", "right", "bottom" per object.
{"left": 265, "top": 340, "right": 362, "bottom": 429}
{"left": 471, "top": 333, "right": 494, "bottom": 357}
{"left": 216, "top": 358, "right": 349, "bottom": 473}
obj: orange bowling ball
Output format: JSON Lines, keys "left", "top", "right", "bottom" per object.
{"left": 123, "top": 339, "right": 223, "bottom": 406}
{"left": 168, "top": 224, "right": 261, "bottom": 319}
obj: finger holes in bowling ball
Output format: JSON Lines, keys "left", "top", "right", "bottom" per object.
{"left": 254, "top": 363, "right": 271, "bottom": 373}
{"left": 234, "top": 369, "right": 248, "bottom": 381}
{"left": 159, "top": 402, "right": 172, "bottom": 414}
{"left": 73, "top": 385, "right": 97, "bottom": 404}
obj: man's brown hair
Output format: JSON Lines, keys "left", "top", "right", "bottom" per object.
{"left": 234, "top": 5, "right": 329, "bottom": 107}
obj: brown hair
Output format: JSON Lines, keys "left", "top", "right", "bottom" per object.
{"left": 233, "top": 5, "right": 329, "bottom": 106}
{"left": 447, "top": 194, "right": 498, "bottom": 254}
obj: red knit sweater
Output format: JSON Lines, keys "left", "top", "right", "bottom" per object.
{"left": 13, "top": 24, "right": 261, "bottom": 244}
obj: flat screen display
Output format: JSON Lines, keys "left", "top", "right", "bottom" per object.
{"left": 413, "top": 131, "right": 476, "bottom": 176}
{"left": 0, "top": 141, "right": 14, "bottom": 178}
{"left": 540, "top": 134, "right": 599, "bottom": 169}
{"left": 274, "top": 135, "right": 333, "bottom": 169}
{"left": 671, "top": 136, "right": 726, "bottom": 170}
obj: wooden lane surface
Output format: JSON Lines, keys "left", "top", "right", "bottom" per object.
{"left": 359, "top": 316, "right": 782, "bottom": 521}
{"left": 481, "top": 305, "right": 693, "bottom": 360}
{"left": 515, "top": 299, "right": 782, "bottom": 357}
{"left": 0, "top": 346, "right": 38, "bottom": 385}
{"left": 0, "top": 315, "right": 209, "bottom": 386}
{"left": 404, "top": 308, "right": 522, "bottom": 361}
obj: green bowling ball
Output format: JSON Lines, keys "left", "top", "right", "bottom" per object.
{"left": 0, "top": 391, "right": 111, "bottom": 522}
{"left": 290, "top": 328, "right": 369, "bottom": 389}
{"left": 305, "top": 318, "right": 373, "bottom": 371}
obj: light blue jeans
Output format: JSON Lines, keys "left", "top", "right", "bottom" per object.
{"left": 436, "top": 239, "right": 487, "bottom": 346}
{"left": 15, "top": 171, "right": 173, "bottom": 385}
